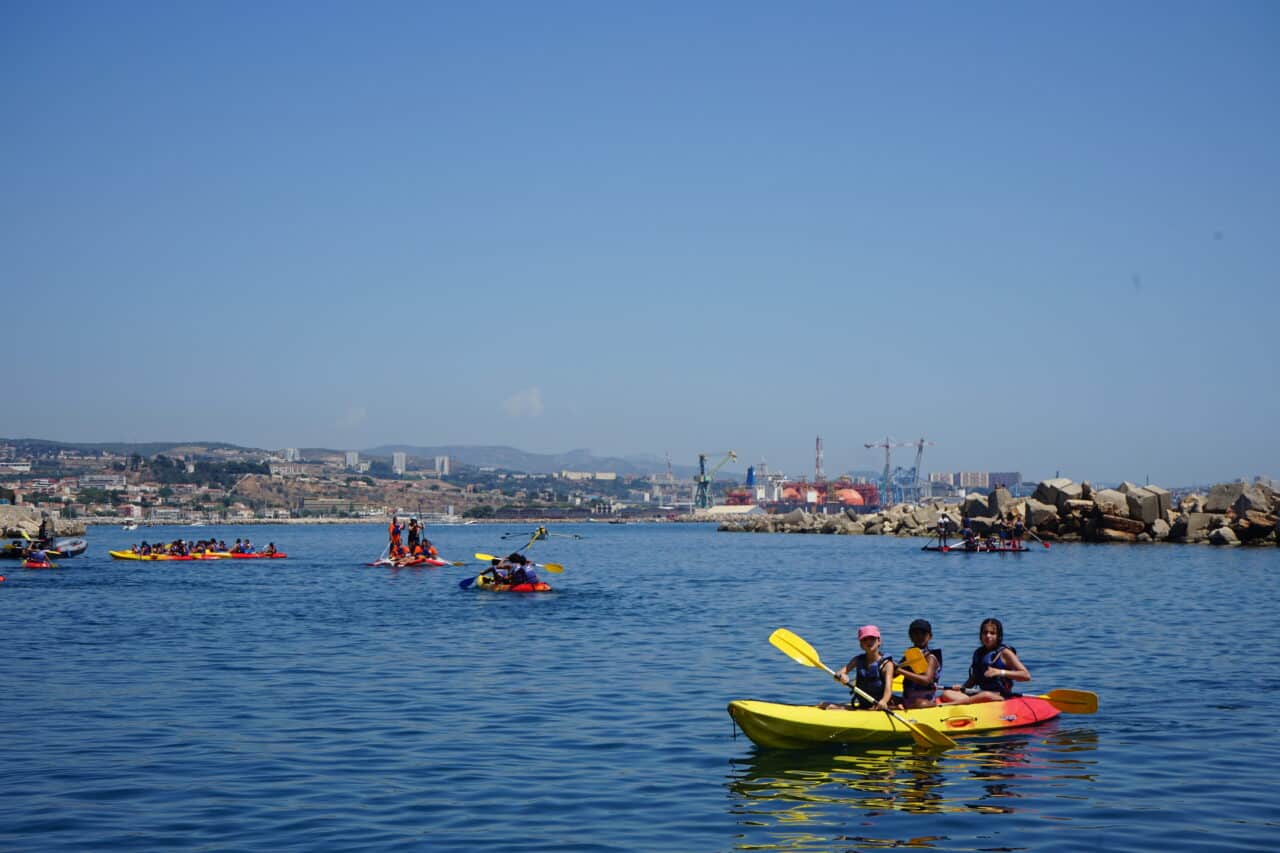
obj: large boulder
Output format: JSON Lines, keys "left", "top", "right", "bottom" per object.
{"left": 1209, "top": 526, "right": 1240, "bottom": 546}
{"left": 1151, "top": 518, "right": 1171, "bottom": 540}
{"left": 967, "top": 515, "right": 999, "bottom": 535}
{"left": 911, "top": 506, "right": 939, "bottom": 528}
{"left": 961, "top": 494, "right": 988, "bottom": 520}
{"left": 1116, "top": 481, "right": 1141, "bottom": 494}
{"left": 780, "top": 508, "right": 810, "bottom": 526}
{"left": 1023, "top": 499, "right": 1059, "bottom": 529}
{"left": 1171, "top": 512, "right": 1213, "bottom": 542}
{"left": 1033, "top": 479, "right": 1074, "bottom": 506}
{"left": 1099, "top": 514, "right": 1146, "bottom": 535}
{"left": 988, "top": 487, "right": 1013, "bottom": 518}
{"left": 1234, "top": 510, "right": 1278, "bottom": 542}
{"left": 1178, "top": 493, "right": 1206, "bottom": 513}
{"left": 1054, "top": 482, "right": 1085, "bottom": 510}
{"left": 1205, "top": 482, "right": 1246, "bottom": 513}
{"left": 1126, "top": 488, "right": 1160, "bottom": 525}
{"left": 1093, "top": 489, "right": 1128, "bottom": 516}
{"left": 1232, "top": 486, "right": 1274, "bottom": 516}
{"left": 1144, "top": 484, "right": 1172, "bottom": 518}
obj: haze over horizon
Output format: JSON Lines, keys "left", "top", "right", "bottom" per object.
{"left": 3, "top": 2, "right": 1276, "bottom": 486}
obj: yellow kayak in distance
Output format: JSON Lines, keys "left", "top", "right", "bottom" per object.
{"left": 108, "top": 550, "right": 221, "bottom": 561}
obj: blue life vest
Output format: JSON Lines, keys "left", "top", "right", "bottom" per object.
{"left": 970, "top": 645, "right": 1016, "bottom": 697}
{"left": 901, "top": 648, "right": 942, "bottom": 702}
{"left": 851, "top": 654, "right": 891, "bottom": 709}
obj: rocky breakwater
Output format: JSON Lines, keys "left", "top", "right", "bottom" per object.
{"left": 718, "top": 479, "right": 1279, "bottom": 547}
{"left": 0, "top": 506, "right": 87, "bottom": 539}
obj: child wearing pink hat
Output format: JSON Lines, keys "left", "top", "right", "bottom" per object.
{"left": 819, "top": 624, "right": 896, "bottom": 711}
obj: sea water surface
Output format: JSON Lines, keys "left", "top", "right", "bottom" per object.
{"left": 2, "top": 523, "right": 1277, "bottom": 851}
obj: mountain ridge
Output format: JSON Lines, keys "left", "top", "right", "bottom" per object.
{"left": 0, "top": 437, "right": 702, "bottom": 478}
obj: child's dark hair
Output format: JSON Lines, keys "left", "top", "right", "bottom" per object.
{"left": 980, "top": 617, "right": 1004, "bottom": 645}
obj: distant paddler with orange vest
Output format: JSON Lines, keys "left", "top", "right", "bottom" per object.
{"left": 388, "top": 516, "right": 403, "bottom": 557}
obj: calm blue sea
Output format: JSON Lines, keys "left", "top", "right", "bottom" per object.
{"left": 2, "top": 523, "right": 1277, "bottom": 851}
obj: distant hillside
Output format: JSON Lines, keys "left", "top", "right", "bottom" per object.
{"left": 1, "top": 436, "right": 708, "bottom": 478}
{"left": 364, "top": 444, "right": 701, "bottom": 477}
{"left": 1, "top": 437, "right": 263, "bottom": 457}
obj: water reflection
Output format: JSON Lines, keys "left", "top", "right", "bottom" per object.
{"left": 727, "top": 727, "right": 1099, "bottom": 850}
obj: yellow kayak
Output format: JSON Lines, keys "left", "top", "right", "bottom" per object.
{"left": 108, "top": 550, "right": 219, "bottom": 561}
{"left": 727, "top": 695, "right": 1063, "bottom": 749}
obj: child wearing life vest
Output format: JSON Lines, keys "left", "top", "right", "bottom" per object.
{"left": 896, "top": 618, "right": 942, "bottom": 709}
{"left": 820, "top": 625, "right": 895, "bottom": 711}
{"left": 388, "top": 517, "right": 402, "bottom": 554}
{"left": 939, "top": 617, "right": 1030, "bottom": 705}
{"left": 507, "top": 554, "right": 537, "bottom": 586}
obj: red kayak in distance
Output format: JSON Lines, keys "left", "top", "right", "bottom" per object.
{"left": 23, "top": 560, "right": 55, "bottom": 569}
{"left": 368, "top": 556, "right": 450, "bottom": 567}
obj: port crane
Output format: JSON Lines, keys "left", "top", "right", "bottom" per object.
{"left": 907, "top": 437, "right": 936, "bottom": 503}
{"left": 694, "top": 450, "right": 737, "bottom": 509}
{"left": 864, "top": 437, "right": 912, "bottom": 508}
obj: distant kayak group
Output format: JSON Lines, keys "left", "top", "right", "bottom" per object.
{"left": 924, "top": 510, "right": 1049, "bottom": 553}
{"left": 368, "top": 520, "right": 564, "bottom": 593}
{"left": 110, "top": 538, "right": 286, "bottom": 561}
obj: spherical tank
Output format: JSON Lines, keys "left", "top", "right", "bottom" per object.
{"left": 836, "top": 488, "right": 865, "bottom": 506}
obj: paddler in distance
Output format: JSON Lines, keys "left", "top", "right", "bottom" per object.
{"left": 936, "top": 510, "right": 955, "bottom": 549}
{"left": 388, "top": 515, "right": 403, "bottom": 557}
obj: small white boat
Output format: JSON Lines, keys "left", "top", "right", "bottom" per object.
{"left": 122, "top": 522, "right": 138, "bottom": 531}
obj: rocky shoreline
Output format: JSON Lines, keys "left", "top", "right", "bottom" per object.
{"left": 0, "top": 506, "right": 86, "bottom": 539}
{"left": 716, "top": 479, "right": 1279, "bottom": 547}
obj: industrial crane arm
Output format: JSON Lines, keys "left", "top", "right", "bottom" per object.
{"left": 708, "top": 450, "right": 738, "bottom": 478}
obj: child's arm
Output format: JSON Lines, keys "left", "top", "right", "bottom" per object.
{"left": 993, "top": 649, "right": 1030, "bottom": 682}
{"left": 833, "top": 656, "right": 861, "bottom": 684}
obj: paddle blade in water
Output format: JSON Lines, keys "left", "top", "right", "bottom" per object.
{"left": 537, "top": 562, "right": 564, "bottom": 573}
{"left": 904, "top": 719, "right": 958, "bottom": 750}
{"left": 769, "top": 628, "right": 825, "bottom": 670}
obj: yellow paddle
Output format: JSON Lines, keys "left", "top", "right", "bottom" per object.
{"left": 901, "top": 646, "right": 928, "bottom": 674}
{"left": 1041, "top": 689, "right": 1098, "bottom": 714}
{"left": 768, "top": 628, "right": 957, "bottom": 750}
{"left": 474, "top": 553, "right": 564, "bottom": 573}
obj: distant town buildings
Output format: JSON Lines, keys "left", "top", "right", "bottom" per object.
{"left": 345, "top": 451, "right": 359, "bottom": 469}
{"left": 284, "top": 448, "right": 301, "bottom": 462}
{"left": 434, "top": 455, "right": 450, "bottom": 476}
{"left": 392, "top": 452, "right": 407, "bottom": 475}
{"left": 989, "top": 471, "right": 1022, "bottom": 490}
{"left": 925, "top": 471, "right": 1023, "bottom": 495}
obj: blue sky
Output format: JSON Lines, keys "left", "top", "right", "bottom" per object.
{"left": 3, "top": 2, "right": 1276, "bottom": 486}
